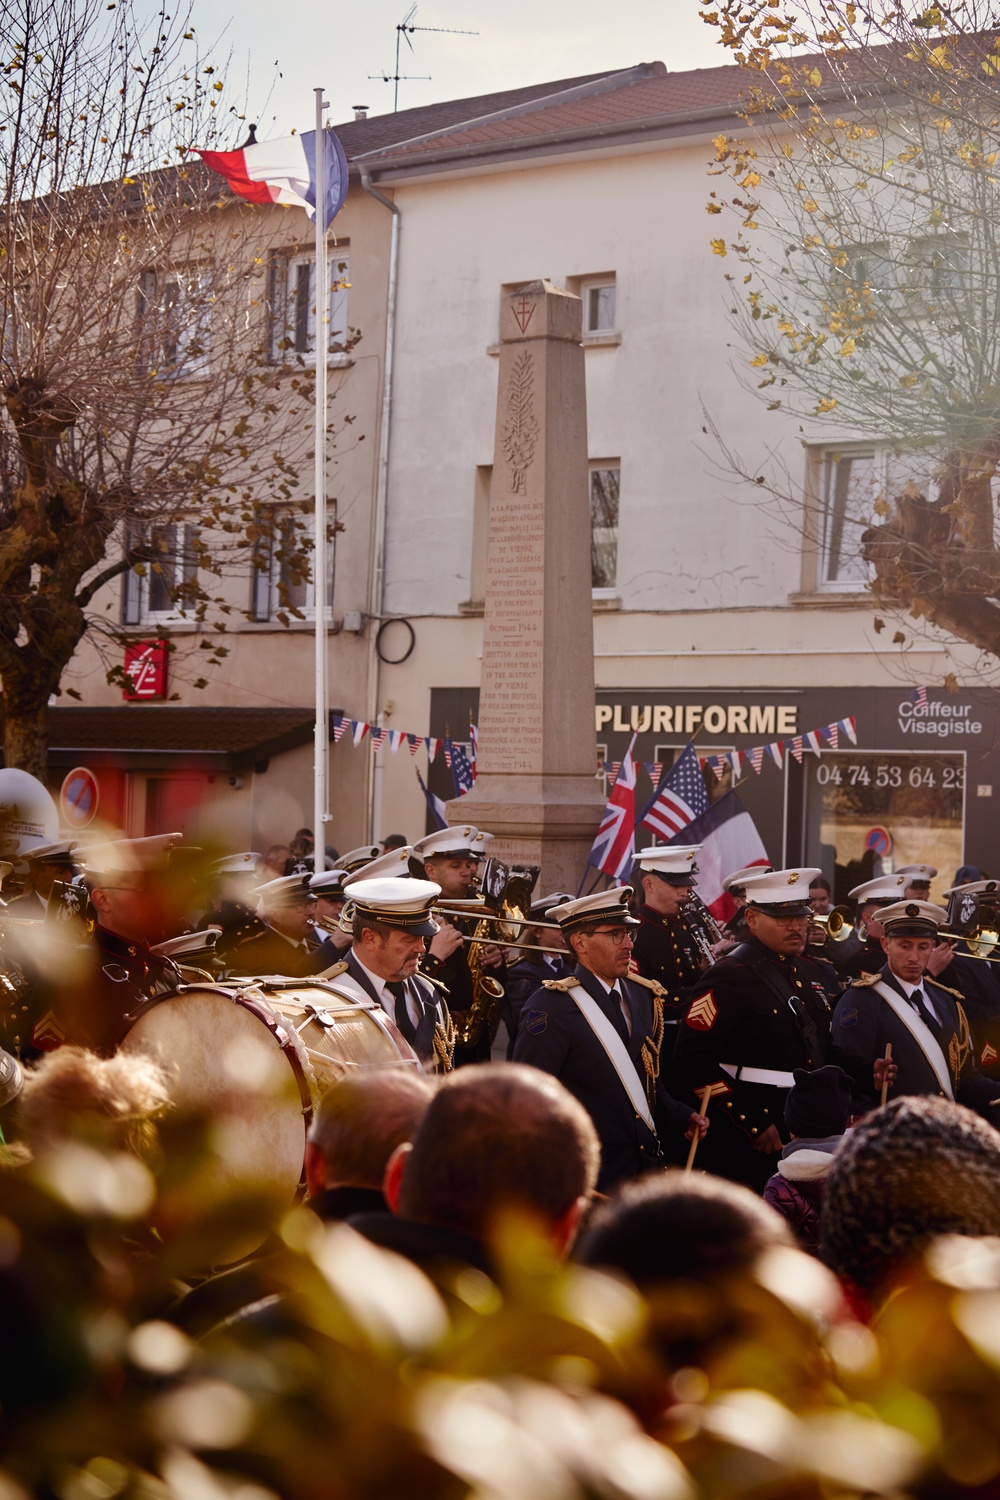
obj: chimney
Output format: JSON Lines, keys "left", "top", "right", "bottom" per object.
{"left": 353, "top": 105, "right": 368, "bottom": 121}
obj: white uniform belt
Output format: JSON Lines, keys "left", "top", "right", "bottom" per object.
{"left": 720, "top": 1063, "right": 796, "bottom": 1087}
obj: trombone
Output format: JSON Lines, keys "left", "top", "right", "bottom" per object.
{"left": 810, "top": 906, "right": 1000, "bottom": 963}
{"left": 432, "top": 902, "right": 568, "bottom": 957}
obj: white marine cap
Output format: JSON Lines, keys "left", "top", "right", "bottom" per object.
{"left": 309, "top": 868, "right": 350, "bottom": 898}
{"left": 549, "top": 886, "right": 639, "bottom": 933}
{"left": 742, "top": 867, "right": 822, "bottom": 914}
{"left": 879, "top": 899, "right": 948, "bottom": 937}
{"left": 943, "top": 878, "right": 1000, "bottom": 899}
{"left": 351, "top": 845, "right": 414, "bottom": 882}
{"left": 338, "top": 845, "right": 383, "bottom": 874}
{"left": 82, "top": 833, "right": 184, "bottom": 887}
{"left": 24, "top": 840, "right": 78, "bottom": 866}
{"left": 254, "top": 872, "right": 315, "bottom": 907}
{"left": 210, "top": 851, "right": 261, "bottom": 875}
{"left": 413, "top": 826, "right": 494, "bottom": 861}
{"left": 722, "top": 862, "right": 773, "bottom": 894}
{"left": 150, "top": 928, "right": 220, "bottom": 960}
{"left": 635, "top": 844, "right": 701, "bottom": 883}
{"left": 342, "top": 875, "right": 441, "bottom": 937}
{"left": 848, "top": 873, "right": 908, "bottom": 904}
{"left": 529, "top": 890, "right": 574, "bottom": 920}
{"left": 897, "top": 864, "right": 937, "bottom": 884}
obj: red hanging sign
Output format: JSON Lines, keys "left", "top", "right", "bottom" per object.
{"left": 123, "top": 639, "right": 169, "bottom": 700}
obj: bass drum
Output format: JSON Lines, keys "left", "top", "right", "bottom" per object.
{"left": 118, "top": 978, "right": 419, "bottom": 1241}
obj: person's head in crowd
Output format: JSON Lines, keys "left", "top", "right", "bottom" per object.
{"left": 578, "top": 1169, "right": 791, "bottom": 1286}
{"left": 14, "top": 1045, "right": 172, "bottom": 1160}
{"left": 808, "top": 876, "right": 832, "bottom": 915}
{"left": 304, "top": 1069, "right": 434, "bottom": 1214}
{"left": 348, "top": 878, "right": 441, "bottom": 982}
{"left": 821, "top": 1095, "right": 1000, "bottom": 1309}
{"left": 290, "top": 829, "right": 314, "bottom": 863}
{"left": 899, "top": 863, "right": 937, "bottom": 900}
{"left": 382, "top": 833, "right": 408, "bottom": 853}
{"left": 83, "top": 833, "right": 185, "bottom": 944}
{"left": 741, "top": 867, "right": 820, "bottom": 957}
{"left": 255, "top": 874, "right": 316, "bottom": 942}
{"left": 262, "top": 844, "right": 294, "bottom": 879}
{"left": 385, "top": 1063, "right": 599, "bottom": 1256}
{"left": 549, "top": 888, "right": 639, "bottom": 985}
{"left": 309, "top": 868, "right": 349, "bottom": 931}
{"left": 954, "top": 864, "right": 983, "bottom": 888}
{"left": 635, "top": 846, "right": 699, "bottom": 920}
{"left": 413, "top": 827, "right": 492, "bottom": 900}
{"left": 20, "top": 840, "right": 78, "bottom": 904}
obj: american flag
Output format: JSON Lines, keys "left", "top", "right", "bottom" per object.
{"left": 914, "top": 685, "right": 928, "bottom": 710}
{"left": 587, "top": 731, "right": 638, "bottom": 880}
{"left": 638, "top": 741, "right": 708, "bottom": 841}
{"left": 450, "top": 743, "right": 475, "bottom": 797}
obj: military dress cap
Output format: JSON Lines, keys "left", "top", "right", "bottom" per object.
{"left": 24, "top": 839, "right": 78, "bottom": 865}
{"left": 848, "top": 873, "right": 908, "bottom": 905}
{"left": 741, "top": 867, "right": 822, "bottom": 916}
{"left": 82, "top": 832, "right": 184, "bottom": 887}
{"left": 529, "top": 890, "right": 574, "bottom": 921}
{"left": 412, "top": 826, "right": 494, "bottom": 861}
{"left": 151, "top": 928, "right": 220, "bottom": 961}
{"left": 309, "top": 868, "right": 350, "bottom": 899}
{"left": 352, "top": 845, "right": 414, "bottom": 881}
{"left": 342, "top": 875, "right": 442, "bottom": 937}
{"left": 635, "top": 844, "right": 701, "bottom": 884}
{"left": 943, "top": 878, "right": 1000, "bottom": 899}
{"left": 898, "top": 864, "right": 938, "bottom": 884}
{"left": 338, "top": 845, "right": 383, "bottom": 874}
{"left": 211, "top": 851, "right": 261, "bottom": 875}
{"left": 548, "top": 887, "right": 639, "bottom": 933}
{"left": 254, "top": 873, "right": 315, "bottom": 907}
{"left": 722, "top": 863, "right": 773, "bottom": 894}
{"left": 879, "top": 900, "right": 948, "bottom": 938}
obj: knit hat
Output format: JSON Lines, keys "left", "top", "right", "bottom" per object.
{"left": 784, "top": 1066, "right": 852, "bottom": 1138}
{"left": 820, "top": 1095, "right": 1000, "bottom": 1303}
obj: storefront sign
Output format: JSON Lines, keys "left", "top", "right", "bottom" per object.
{"left": 897, "top": 697, "right": 984, "bottom": 736}
{"left": 123, "top": 640, "right": 168, "bottom": 700}
{"left": 595, "top": 702, "right": 799, "bottom": 737}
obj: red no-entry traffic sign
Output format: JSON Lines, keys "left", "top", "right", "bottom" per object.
{"left": 60, "top": 767, "right": 99, "bottom": 829}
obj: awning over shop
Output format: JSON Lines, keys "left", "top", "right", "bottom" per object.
{"left": 44, "top": 706, "right": 328, "bottom": 773}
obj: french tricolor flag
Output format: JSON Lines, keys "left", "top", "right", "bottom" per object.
{"left": 196, "top": 128, "right": 348, "bottom": 229}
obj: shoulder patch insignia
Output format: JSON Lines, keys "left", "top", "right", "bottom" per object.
{"left": 852, "top": 972, "right": 882, "bottom": 987}
{"left": 542, "top": 977, "right": 579, "bottom": 992}
{"left": 686, "top": 992, "right": 718, "bottom": 1031}
{"left": 982, "top": 1042, "right": 999, "bottom": 1067}
{"left": 524, "top": 1009, "right": 548, "bottom": 1036}
{"left": 837, "top": 1007, "right": 859, "bottom": 1031}
{"left": 32, "top": 1010, "right": 67, "bottom": 1050}
{"left": 627, "top": 972, "right": 667, "bottom": 998}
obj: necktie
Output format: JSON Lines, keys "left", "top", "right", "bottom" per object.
{"left": 910, "top": 986, "right": 939, "bottom": 1034}
{"left": 605, "top": 986, "right": 630, "bottom": 1042}
{"left": 387, "top": 981, "right": 417, "bottom": 1044}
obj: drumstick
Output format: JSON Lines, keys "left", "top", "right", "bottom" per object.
{"left": 684, "top": 1085, "right": 714, "bottom": 1174}
{"left": 880, "top": 1042, "right": 893, "bottom": 1108}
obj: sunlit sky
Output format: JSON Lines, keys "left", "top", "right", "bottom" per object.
{"left": 161, "top": 0, "right": 728, "bottom": 139}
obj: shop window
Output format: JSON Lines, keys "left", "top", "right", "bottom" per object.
{"left": 269, "top": 249, "right": 350, "bottom": 363}
{"left": 250, "top": 507, "right": 334, "bottom": 622}
{"left": 122, "top": 522, "right": 200, "bottom": 625}
{"left": 590, "top": 464, "right": 620, "bottom": 593}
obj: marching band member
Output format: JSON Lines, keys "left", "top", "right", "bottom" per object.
{"left": 502, "top": 891, "right": 573, "bottom": 1055}
{"left": 671, "top": 868, "right": 839, "bottom": 1193}
{"left": 3, "top": 840, "right": 78, "bottom": 919}
{"left": 629, "top": 845, "right": 707, "bottom": 1052}
{"left": 830, "top": 899, "right": 1000, "bottom": 1126}
{"left": 228, "top": 873, "right": 327, "bottom": 978}
{"left": 512, "top": 887, "right": 706, "bottom": 1193}
{"left": 839, "top": 873, "right": 908, "bottom": 979}
{"left": 321, "top": 875, "right": 454, "bottom": 1072}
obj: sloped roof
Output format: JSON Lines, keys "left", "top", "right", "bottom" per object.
{"left": 45, "top": 706, "right": 321, "bottom": 771}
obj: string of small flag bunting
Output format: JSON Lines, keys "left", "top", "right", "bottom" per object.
{"left": 602, "top": 715, "right": 858, "bottom": 784}
{"left": 331, "top": 712, "right": 477, "bottom": 766}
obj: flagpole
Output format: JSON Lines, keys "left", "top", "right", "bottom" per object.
{"left": 313, "top": 87, "right": 329, "bottom": 873}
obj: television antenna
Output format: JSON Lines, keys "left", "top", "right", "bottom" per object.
{"left": 368, "top": 4, "right": 478, "bottom": 112}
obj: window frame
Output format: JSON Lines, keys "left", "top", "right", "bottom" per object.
{"left": 268, "top": 246, "right": 350, "bottom": 366}
{"left": 579, "top": 274, "right": 618, "bottom": 336}
{"left": 122, "top": 522, "right": 200, "bottom": 626}
{"left": 590, "top": 461, "right": 621, "bottom": 597}
{"left": 249, "top": 505, "right": 334, "bottom": 623}
{"left": 137, "top": 265, "right": 213, "bottom": 379}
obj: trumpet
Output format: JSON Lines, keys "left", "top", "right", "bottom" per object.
{"left": 808, "top": 906, "right": 857, "bottom": 943}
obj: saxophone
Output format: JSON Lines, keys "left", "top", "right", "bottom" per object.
{"left": 451, "top": 859, "right": 535, "bottom": 1049}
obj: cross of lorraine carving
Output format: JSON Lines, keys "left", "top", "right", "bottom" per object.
{"left": 511, "top": 295, "right": 536, "bottom": 334}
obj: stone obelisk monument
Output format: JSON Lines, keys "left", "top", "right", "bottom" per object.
{"left": 446, "top": 280, "right": 605, "bottom": 891}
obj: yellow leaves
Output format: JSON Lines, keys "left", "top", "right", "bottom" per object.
{"left": 900, "top": 373, "right": 919, "bottom": 389}
{"left": 839, "top": 338, "right": 856, "bottom": 356}
{"left": 781, "top": 141, "right": 794, "bottom": 158}
{"left": 706, "top": 202, "right": 722, "bottom": 214}
{"left": 750, "top": 352, "right": 770, "bottom": 367}
{"left": 816, "top": 397, "right": 837, "bottom": 413}
{"left": 803, "top": 198, "right": 819, "bottom": 212}
{"left": 873, "top": 495, "right": 892, "bottom": 518}
{"left": 804, "top": 67, "right": 822, "bottom": 86}
{"left": 213, "top": 81, "right": 223, "bottom": 92}
{"left": 711, "top": 239, "right": 727, "bottom": 256}
{"left": 741, "top": 170, "right": 761, "bottom": 188}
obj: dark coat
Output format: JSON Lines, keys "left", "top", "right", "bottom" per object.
{"left": 420, "top": 914, "right": 505, "bottom": 1065}
{"left": 936, "top": 950, "right": 1000, "bottom": 1079}
{"left": 511, "top": 962, "right": 692, "bottom": 1192}
{"left": 830, "top": 964, "right": 1000, "bottom": 1125}
{"left": 762, "top": 1137, "right": 839, "bottom": 1255}
{"left": 342, "top": 949, "right": 451, "bottom": 1069}
{"left": 227, "top": 924, "right": 327, "bottom": 979}
{"left": 502, "top": 954, "right": 571, "bottom": 1057}
{"left": 670, "top": 937, "right": 836, "bottom": 1192}
{"left": 630, "top": 905, "right": 705, "bottom": 1054}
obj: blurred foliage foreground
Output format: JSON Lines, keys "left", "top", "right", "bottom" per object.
{"left": 4, "top": 1115, "right": 1000, "bottom": 1500}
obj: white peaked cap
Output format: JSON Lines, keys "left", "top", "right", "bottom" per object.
{"left": 413, "top": 826, "right": 494, "bottom": 860}
{"left": 849, "top": 873, "right": 908, "bottom": 903}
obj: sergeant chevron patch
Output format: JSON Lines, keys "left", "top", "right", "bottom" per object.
{"left": 686, "top": 992, "right": 718, "bottom": 1031}
{"left": 32, "top": 1010, "right": 66, "bottom": 1050}
{"left": 983, "top": 1042, "right": 998, "bottom": 1067}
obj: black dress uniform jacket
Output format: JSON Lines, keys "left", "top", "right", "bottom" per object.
{"left": 341, "top": 949, "right": 452, "bottom": 1069}
{"left": 421, "top": 915, "right": 505, "bottom": 1066}
{"left": 830, "top": 963, "right": 1000, "bottom": 1122}
{"left": 227, "top": 924, "right": 327, "bottom": 979}
{"left": 670, "top": 936, "right": 836, "bottom": 1192}
{"left": 511, "top": 962, "right": 692, "bottom": 1193}
{"left": 502, "top": 954, "right": 571, "bottom": 1057}
{"left": 932, "top": 949, "right": 1000, "bottom": 1080}
{"left": 629, "top": 905, "right": 704, "bottom": 1053}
